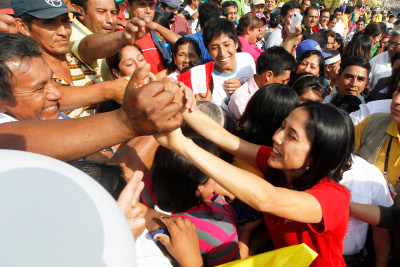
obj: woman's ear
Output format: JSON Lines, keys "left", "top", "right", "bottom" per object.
{"left": 112, "top": 69, "right": 122, "bottom": 79}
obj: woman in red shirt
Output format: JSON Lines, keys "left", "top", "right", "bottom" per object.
{"left": 155, "top": 101, "right": 353, "bottom": 266}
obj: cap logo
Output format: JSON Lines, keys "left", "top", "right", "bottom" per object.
{"left": 45, "top": 0, "right": 63, "bottom": 7}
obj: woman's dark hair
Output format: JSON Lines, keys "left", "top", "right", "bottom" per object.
{"left": 236, "top": 13, "right": 263, "bottom": 36}
{"left": 364, "top": 22, "right": 383, "bottom": 38}
{"left": 168, "top": 37, "right": 201, "bottom": 73}
{"left": 289, "top": 72, "right": 325, "bottom": 100}
{"left": 335, "top": 32, "right": 344, "bottom": 53}
{"left": 342, "top": 32, "right": 372, "bottom": 60}
{"left": 330, "top": 94, "right": 362, "bottom": 114}
{"left": 268, "top": 102, "right": 354, "bottom": 191}
{"left": 153, "top": 11, "right": 170, "bottom": 29}
{"left": 152, "top": 137, "right": 220, "bottom": 213}
{"left": 68, "top": 161, "right": 126, "bottom": 200}
{"left": 181, "top": 10, "right": 191, "bottom": 21}
{"left": 236, "top": 84, "right": 299, "bottom": 146}
{"left": 296, "top": 50, "right": 325, "bottom": 78}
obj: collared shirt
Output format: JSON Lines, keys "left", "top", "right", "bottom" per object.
{"left": 355, "top": 116, "right": 400, "bottom": 186}
{"left": 369, "top": 51, "right": 392, "bottom": 89}
{"left": 333, "top": 18, "right": 345, "bottom": 38}
{"left": 228, "top": 75, "right": 259, "bottom": 120}
{"left": 171, "top": 15, "right": 192, "bottom": 36}
{"left": 53, "top": 53, "right": 101, "bottom": 118}
{"left": 264, "top": 24, "right": 283, "bottom": 49}
{"left": 350, "top": 99, "right": 391, "bottom": 125}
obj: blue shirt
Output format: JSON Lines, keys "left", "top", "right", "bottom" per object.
{"left": 186, "top": 32, "right": 213, "bottom": 65}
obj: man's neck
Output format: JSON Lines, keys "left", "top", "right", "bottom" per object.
{"left": 189, "top": 4, "right": 196, "bottom": 9}
{"left": 253, "top": 73, "right": 265, "bottom": 88}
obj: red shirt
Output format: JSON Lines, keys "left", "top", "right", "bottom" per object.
{"left": 256, "top": 146, "right": 349, "bottom": 267}
{"left": 136, "top": 33, "right": 165, "bottom": 74}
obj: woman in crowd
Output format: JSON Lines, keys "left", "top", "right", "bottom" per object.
{"left": 236, "top": 13, "right": 264, "bottom": 61}
{"left": 295, "top": 50, "right": 325, "bottom": 78}
{"left": 364, "top": 22, "right": 384, "bottom": 58}
{"left": 289, "top": 72, "right": 325, "bottom": 102}
{"left": 155, "top": 101, "right": 354, "bottom": 266}
{"left": 342, "top": 32, "right": 372, "bottom": 60}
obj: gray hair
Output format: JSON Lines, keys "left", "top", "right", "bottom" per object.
{"left": 197, "top": 101, "right": 226, "bottom": 127}
{"left": 390, "top": 27, "right": 400, "bottom": 37}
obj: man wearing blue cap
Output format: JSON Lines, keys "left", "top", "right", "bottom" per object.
{"left": 157, "top": 0, "right": 192, "bottom": 36}
{"left": 12, "top": 0, "right": 130, "bottom": 117}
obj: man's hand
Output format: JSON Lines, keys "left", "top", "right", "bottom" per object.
{"left": 117, "top": 70, "right": 182, "bottom": 136}
{"left": 154, "top": 217, "right": 203, "bottom": 267}
{"left": 224, "top": 78, "right": 242, "bottom": 94}
{"left": 117, "top": 171, "right": 146, "bottom": 239}
{"left": 0, "top": 13, "right": 18, "bottom": 34}
{"left": 121, "top": 16, "right": 149, "bottom": 45}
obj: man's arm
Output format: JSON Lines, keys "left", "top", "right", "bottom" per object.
{"left": 57, "top": 77, "right": 129, "bottom": 110}
{"left": 0, "top": 67, "right": 182, "bottom": 162}
{"left": 372, "top": 226, "right": 390, "bottom": 267}
{"left": 77, "top": 17, "right": 149, "bottom": 65}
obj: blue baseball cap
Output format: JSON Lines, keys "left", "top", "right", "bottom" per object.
{"left": 12, "top": 0, "right": 81, "bottom": 19}
{"left": 296, "top": 39, "right": 331, "bottom": 59}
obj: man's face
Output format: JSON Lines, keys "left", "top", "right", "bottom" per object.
{"left": 337, "top": 65, "right": 368, "bottom": 96}
{"left": 304, "top": 8, "right": 319, "bottom": 27}
{"left": 268, "top": 70, "right": 291, "bottom": 85}
{"left": 319, "top": 11, "right": 330, "bottom": 26}
{"left": 27, "top": 14, "right": 71, "bottom": 57}
{"left": 327, "top": 36, "right": 335, "bottom": 49}
{"left": 265, "top": 0, "right": 276, "bottom": 12}
{"left": 82, "top": 0, "right": 117, "bottom": 33}
{"left": 334, "top": 11, "right": 342, "bottom": 19}
{"left": 251, "top": 4, "right": 265, "bottom": 14}
{"left": 226, "top": 6, "right": 238, "bottom": 23}
{"left": 387, "top": 35, "right": 400, "bottom": 59}
{"left": 356, "top": 21, "right": 365, "bottom": 32}
{"left": 301, "top": 0, "right": 311, "bottom": 13}
{"left": 163, "top": 5, "right": 179, "bottom": 23}
{"left": 208, "top": 33, "right": 238, "bottom": 74}
{"left": 125, "top": 0, "right": 155, "bottom": 22}
{"left": 1, "top": 57, "right": 62, "bottom": 121}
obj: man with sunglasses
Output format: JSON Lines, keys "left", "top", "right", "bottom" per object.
{"left": 370, "top": 28, "right": 400, "bottom": 89}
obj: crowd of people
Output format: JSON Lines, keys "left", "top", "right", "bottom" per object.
{"left": 1, "top": 0, "right": 400, "bottom": 265}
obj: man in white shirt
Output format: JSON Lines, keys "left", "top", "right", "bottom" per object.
{"left": 369, "top": 28, "right": 400, "bottom": 89}
{"left": 332, "top": 7, "right": 345, "bottom": 38}
{"left": 203, "top": 18, "right": 256, "bottom": 111}
{"left": 184, "top": 0, "right": 199, "bottom": 33}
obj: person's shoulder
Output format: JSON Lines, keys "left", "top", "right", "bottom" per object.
{"left": 370, "top": 51, "right": 389, "bottom": 64}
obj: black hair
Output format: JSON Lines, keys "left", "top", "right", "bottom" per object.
{"left": 236, "top": 13, "right": 263, "bottom": 36}
{"left": 181, "top": 10, "right": 191, "bottom": 21}
{"left": 342, "top": 32, "right": 372, "bottom": 60}
{"left": 286, "top": 102, "right": 354, "bottom": 191}
{"left": 281, "top": 0, "right": 301, "bottom": 18}
{"left": 71, "top": 0, "right": 88, "bottom": 11}
{"left": 334, "top": 7, "right": 343, "bottom": 14}
{"left": 219, "top": 7, "right": 228, "bottom": 18}
{"left": 304, "top": 6, "right": 318, "bottom": 17}
{"left": 296, "top": 50, "right": 325, "bottom": 78}
{"left": 269, "top": 11, "right": 281, "bottom": 28}
{"left": 339, "top": 55, "right": 371, "bottom": 76}
{"left": 152, "top": 137, "right": 220, "bottom": 213}
{"left": 237, "top": 84, "right": 299, "bottom": 146}
{"left": 289, "top": 72, "right": 325, "bottom": 100}
{"left": 364, "top": 22, "right": 383, "bottom": 38}
{"left": 345, "top": 6, "right": 354, "bottom": 14}
{"left": 335, "top": 32, "right": 344, "bottom": 53}
{"left": 330, "top": 94, "right": 362, "bottom": 114}
{"left": 308, "top": 30, "right": 328, "bottom": 50}
{"left": 324, "top": 49, "right": 340, "bottom": 65}
{"left": 198, "top": 1, "right": 221, "bottom": 29}
{"left": 19, "top": 13, "right": 34, "bottom": 28}
{"left": 168, "top": 37, "right": 201, "bottom": 73}
{"left": 153, "top": 11, "right": 170, "bottom": 29}
{"left": 106, "top": 44, "right": 143, "bottom": 80}
{"left": 0, "top": 33, "right": 43, "bottom": 100}
{"left": 222, "top": 0, "right": 237, "bottom": 9}
{"left": 68, "top": 161, "right": 127, "bottom": 200}
{"left": 320, "top": 8, "right": 330, "bottom": 16}
{"left": 257, "top": 46, "right": 295, "bottom": 75}
{"left": 203, "top": 18, "right": 239, "bottom": 50}
{"left": 329, "top": 14, "right": 338, "bottom": 22}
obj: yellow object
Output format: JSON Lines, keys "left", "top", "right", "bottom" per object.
{"left": 217, "top": 244, "right": 318, "bottom": 267}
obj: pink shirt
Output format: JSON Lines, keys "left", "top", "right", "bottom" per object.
{"left": 228, "top": 76, "right": 259, "bottom": 120}
{"left": 238, "top": 36, "right": 263, "bottom": 62}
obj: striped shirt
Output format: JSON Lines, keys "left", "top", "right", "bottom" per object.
{"left": 53, "top": 53, "right": 102, "bottom": 118}
{"left": 141, "top": 170, "right": 239, "bottom": 266}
